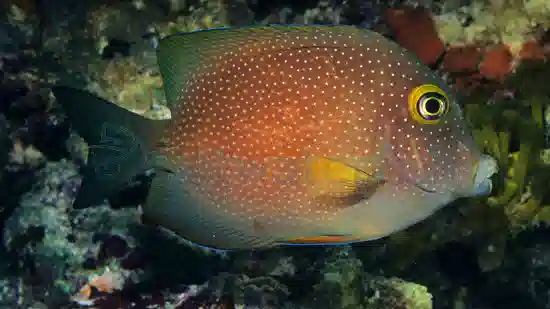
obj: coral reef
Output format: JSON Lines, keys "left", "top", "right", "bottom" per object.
{"left": 434, "top": 0, "right": 550, "bottom": 55}
{"left": 1, "top": 0, "right": 550, "bottom": 308}
{"left": 384, "top": 4, "right": 550, "bottom": 91}
{"left": 3, "top": 160, "right": 143, "bottom": 307}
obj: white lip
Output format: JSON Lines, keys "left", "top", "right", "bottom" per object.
{"left": 470, "top": 154, "right": 498, "bottom": 197}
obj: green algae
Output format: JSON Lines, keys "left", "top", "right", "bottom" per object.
{"left": 309, "top": 247, "right": 433, "bottom": 309}
{"left": 363, "top": 276, "right": 433, "bottom": 309}
{"left": 471, "top": 61, "right": 550, "bottom": 232}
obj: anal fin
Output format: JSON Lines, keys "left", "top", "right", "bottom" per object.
{"left": 277, "top": 234, "right": 362, "bottom": 246}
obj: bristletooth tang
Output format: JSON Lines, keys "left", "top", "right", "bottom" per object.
{"left": 52, "top": 25, "right": 498, "bottom": 250}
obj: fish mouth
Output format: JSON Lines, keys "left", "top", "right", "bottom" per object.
{"left": 469, "top": 154, "right": 498, "bottom": 197}
{"left": 399, "top": 155, "right": 498, "bottom": 196}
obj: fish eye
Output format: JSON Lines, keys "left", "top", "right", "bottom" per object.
{"left": 408, "top": 84, "right": 449, "bottom": 125}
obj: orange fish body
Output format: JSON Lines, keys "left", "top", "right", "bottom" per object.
{"left": 53, "top": 25, "right": 497, "bottom": 250}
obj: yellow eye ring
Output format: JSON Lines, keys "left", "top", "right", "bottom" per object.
{"left": 408, "top": 84, "right": 449, "bottom": 125}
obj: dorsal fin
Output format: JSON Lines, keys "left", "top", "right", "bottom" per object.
{"left": 156, "top": 25, "right": 369, "bottom": 107}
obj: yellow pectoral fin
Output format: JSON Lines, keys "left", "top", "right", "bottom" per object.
{"left": 305, "top": 156, "right": 365, "bottom": 191}
{"left": 303, "top": 156, "right": 385, "bottom": 210}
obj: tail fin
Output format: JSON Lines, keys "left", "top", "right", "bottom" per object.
{"left": 52, "top": 86, "right": 170, "bottom": 209}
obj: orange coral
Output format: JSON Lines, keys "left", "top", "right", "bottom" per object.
{"left": 479, "top": 45, "right": 514, "bottom": 81}
{"left": 519, "top": 40, "right": 549, "bottom": 61}
{"left": 441, "top": 46, "right": 485, "bottom": 73}
{"left": 88, "top": 270, "right": 123, "bottom": 294}
{"left": 71, "top": 268, "right": 125, "bottom": 306}
{"left": 383, "top": 6, "right": 550, "bottom": 91}
{"left": 383, "top": 7, "right": 445, "bottom": 66}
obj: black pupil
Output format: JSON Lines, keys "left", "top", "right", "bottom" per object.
{"left": 425, "top": 98, "right": 441, "bottom": 114}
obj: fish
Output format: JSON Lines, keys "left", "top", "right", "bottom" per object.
{"left": 52, "top": 25, "right": 498, "bottom": 250}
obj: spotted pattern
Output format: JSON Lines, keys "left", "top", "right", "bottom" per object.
{"left": 155, "top": 26, "right": 485, "bottom": 247}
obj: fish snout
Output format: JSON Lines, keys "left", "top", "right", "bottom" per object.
{"left": 469, "top": 154, "right": 498, "bottom": 197}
